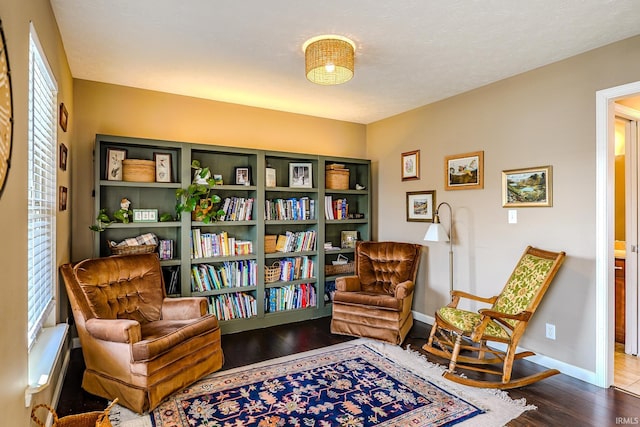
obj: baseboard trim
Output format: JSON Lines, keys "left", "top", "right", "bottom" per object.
{"left": 411, "top": 310, "right": 597, "bottom": 386}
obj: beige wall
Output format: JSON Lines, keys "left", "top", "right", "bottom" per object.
{"left": 0, "top": 0, "right": 74, "bottom": 424}
{"left": 71, "top": 80, "right": 367, "bottom": 261}
{"left": 367, "top": 35, "right": 640, "bottom": 372}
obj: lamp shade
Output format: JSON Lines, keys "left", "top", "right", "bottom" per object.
{"left": 303, "top": 35, "right": 355, "bottom": 85}
{"left": 424, "top": 222, "right": 449, "bottom": 242}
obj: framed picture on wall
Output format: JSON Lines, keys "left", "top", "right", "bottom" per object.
{"left": 502, "top": 165, "right": 552, "bottom": 207}
{"left": 401, "top": 150, "right": 420, "bottom": 181}
{"left": 406, "top": 190, "right": 435, "bottom": 222}
{"left": 444, "top": 151, "right": 484, "bottom": 190}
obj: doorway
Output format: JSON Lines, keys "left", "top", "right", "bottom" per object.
{"left": 614, "top": 103, "right": 640, "bottom": 394}
{"left": 595, "top": 80, "right": 640, "bottom": 389}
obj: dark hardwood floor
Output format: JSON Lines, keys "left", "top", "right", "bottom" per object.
{"left": 57, "top": 318, "right": 640, "bottom": 426}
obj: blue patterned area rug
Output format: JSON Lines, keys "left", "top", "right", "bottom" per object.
{"left": 111, "top": 339, "right": 534, "bottom": 427}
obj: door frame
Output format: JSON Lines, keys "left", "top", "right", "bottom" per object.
{"left": 595, "top": 80, "right": 640, "bottom": 387}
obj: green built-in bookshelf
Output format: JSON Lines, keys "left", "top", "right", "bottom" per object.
{"left": 94, "top": 134, "right": 370, "bottom": 333}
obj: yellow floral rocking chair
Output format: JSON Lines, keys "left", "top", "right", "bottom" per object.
{"left": 422, "top": 245, "right": 566, "bottom": 389}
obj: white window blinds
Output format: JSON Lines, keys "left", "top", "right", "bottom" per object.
{"left": 27, "top": 28, "right": 57, "bottom": 347}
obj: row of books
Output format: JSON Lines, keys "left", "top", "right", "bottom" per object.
{"left": 162, "top": 265, "right": 180, "bottom": 295}
{"left": 220, "top": 197, "right": 253, "bottom": 221}
{"left": 324, "top": 196, "right": 348, "bottom": 220}
{"left": 208, "top": 292, "right": 257, "bottom": 321}
{"left": 190, "top": 229, "right": 253, "bottom": 259}
{"left": 278, "top": 256, "right": 314, "bottom": 281}
{"left": 265, "top": 284, "right": 316, "bottom": 313}
{"left": 158, "top": 239, "right": 174, "bottom": 260}
{"left": 191, "top": 260, "right": 258, "bottom": 292}
{"left": 275, "top": 230, "right": 316, "bottom": 253}
{"left": 265, "top": 197, "right": 316, "bottom": 221}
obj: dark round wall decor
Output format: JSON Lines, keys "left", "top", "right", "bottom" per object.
{"left": 0, "top": 19, "right": 13, "bottom": 196}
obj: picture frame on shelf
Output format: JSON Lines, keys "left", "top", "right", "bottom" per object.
{"left": 341, "top": 230, "right": 358, "bottom": 249}
{"left": 154, "top": 152, "right": 172, "bottom": 183}
{"left": 59, "top": 103, "right": 68, "bottom": 132}
{"left": 265, "top": 166, "right": 276, "bottom": 188}
{"left": 502, "top": 165, "right": 552, "bottom": 207}
{"left": 59, "top": 186, "right": 68, "bottom": 211}
{"left": 213, "top": 174, "right": 223, "bottom": 185}
{"left": 59, "top": 143, "right": 68, "bottom": 171}
{"left": 401, "top": 150, "right": 420, "bottom": 181}
{"left": 406, "top": 190, "right": 435, "bottom": 222}
{"left": 235, "top": 166, "right": 251, "bottom": 185}
{"left": 444, "top": 150, "right": 484, "bottom": 190}
{"left": 106, "top": 148, "right": 127, "bottom": 181}
{"left": 133, "top": 208, "right": 159, "bottom": 222}
{"left": 289, "top": 162, "right": 312, "bottom": 188}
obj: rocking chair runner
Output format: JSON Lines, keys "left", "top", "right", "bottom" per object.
{"left": 422, "top": 246, "right": 566, "bottom": 389}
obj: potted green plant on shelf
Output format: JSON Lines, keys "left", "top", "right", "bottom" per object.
{"left": 175, "top": 160, "right": 224, "bottom": 224}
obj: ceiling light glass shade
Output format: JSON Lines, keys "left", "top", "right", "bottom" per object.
{"left": 303, "top": 35, "right": 355, "bottom": 85}
{"left": 424, "top": 222, "right": 450, "bottom": 242}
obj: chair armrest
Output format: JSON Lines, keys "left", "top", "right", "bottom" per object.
{"left": 335, "top": 275, "right": 362, "bottom": 292}
{"left": 394, "top": 280, "right": 414, "bottom": 299}
{"left": 449, "top": 290, "right": 497, "bottom": 307}
{"left": 478, "top": 309, "right": 532, "bottom": 322}
{"left": 85, "top": 318, "right": 141, "bottom": 343}
{"left": 162, "top": 297, "right": 208, "bottom": 319}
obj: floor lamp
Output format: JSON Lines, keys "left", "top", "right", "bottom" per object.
{"left": 424, "top": 202, "right": 454, "bottom": 297}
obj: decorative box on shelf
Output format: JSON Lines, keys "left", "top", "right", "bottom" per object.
{"left": 325, "top": 163, "right": 349, "bottom": 190}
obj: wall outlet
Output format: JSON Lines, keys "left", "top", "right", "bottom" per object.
{"left": 545, "top": 323, "right": 556, "bottom": 340}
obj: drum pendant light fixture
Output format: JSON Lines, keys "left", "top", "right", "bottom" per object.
{"left": 303, "top": 35, "right": 355, "bottom": 85}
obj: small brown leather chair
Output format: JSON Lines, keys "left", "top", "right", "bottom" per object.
{"left": 331, "top": 241, "right": 422, "bottom": 345}
{"left": 60, "top": 253, "right": 224, "bottom": 414}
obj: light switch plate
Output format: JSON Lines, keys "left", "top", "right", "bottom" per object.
{"left": 508, "top": 209, "right": 517, "bottom": 224}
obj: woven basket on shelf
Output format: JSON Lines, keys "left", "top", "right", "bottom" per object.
{"left": 122, "top": 159, "right": 155, "bottom": 182}
{"left": 325, "top": 167, "right": 349, "bottom": 190}
{"left": 31, "top": 399, "right": 117, "bottom": 427}
{"left": 325, "top": 262, "right": 355, "bottom": 276}
{"left": 265, "top": 261, "right": 281, "bottom": 283}
{"left": 108, "top": 242, "right": 157, "bottom": 256}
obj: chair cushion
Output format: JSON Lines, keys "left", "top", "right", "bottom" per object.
{"left": 132, "top": 314, "right": 220, "bottom": 361}
{"left": 333, "top": 291, "right": 402, "bottom": 311}
{"left": 437, "top": 307, "right": 510, "bottom": 340}
{"left": 491, "top": 253, "right": 555, "bottom": 328}
{"left": 356, "top": 241, "right": 421, "bottom": 294}
{"left": 73, "top": 254, "right": 164, "bottom": 323}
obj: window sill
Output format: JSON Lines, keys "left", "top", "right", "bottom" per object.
{"left": 25, "top": 323, "right": 68, "bottom": 406}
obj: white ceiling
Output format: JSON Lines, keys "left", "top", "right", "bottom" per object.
{"left": 50, "top": 0, "right": 640, "bottom": 124}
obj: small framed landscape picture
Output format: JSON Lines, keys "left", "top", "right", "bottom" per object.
{"left": 235, "top": 167, "right": 251, "bottom": 185}
{"left": 445, "top": 151, "right": 484, "bottom": 191}
{"left": 213, "top": 174, "right": 223, "bottom": 185}
{"left": 502, "top": 165, "right": 552, "bottom": 207}
{"left": 289, "top": 162, "right": 312, "bottom": 188}
{"left": 406, "top": 190, "right": 435, "bottom": 222}
{"left": 106, "top": 148, "right": 127, "bottom": 181}
{"left": 154, "top": 152, "right": 172, "bottom": 183}
{"left": 401, "top": 150, "right": 420, "bottom": 181}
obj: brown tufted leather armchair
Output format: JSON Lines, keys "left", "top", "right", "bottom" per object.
{"left": 60, "top": 253, "right": 224, "bottom": 414}
{"left": 331, "top": 241, "right": 422, "bottom": 345}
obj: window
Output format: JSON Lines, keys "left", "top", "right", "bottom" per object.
{"left": 27, "top": 27, "right": 57, "bottom": 348}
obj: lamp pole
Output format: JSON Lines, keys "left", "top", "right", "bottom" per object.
{"left": 435, "top": 202, "right": 454, "bottom": 296}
